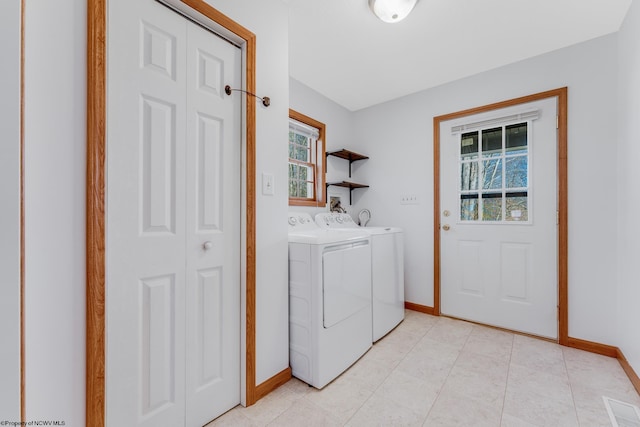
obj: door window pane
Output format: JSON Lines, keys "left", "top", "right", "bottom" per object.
{"left": 460, "top": 195, "right": 478, "bottom": 221}
{"left": 482, "top": 158, "right": 502, "bottom": 190}
{"left": 506, "top": 193, "right": 528, "bottom": 221}
{"left": 505, "top": 156, "right": 527, "bottom": 188}
{"left": 482, "top": 193, "right": 503, "bottom": 221}
{"left": 482, "top": 127, "right": 502, "bottom": 156}
{"left": 506, "top": 122, "right": 527, "bottom": 152}
{"left": 461, "top": 132, "right": 479, "bottom": 159}
{"left": 461, "top": 162, "right": 479, "bottom": 191}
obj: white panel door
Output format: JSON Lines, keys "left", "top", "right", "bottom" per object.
{"left": 184, "top": 20, "right": 241, "bottom": 427}
{"left": 440, "top": 98, "right": 558, "bottom": 338}
{"left": 107, "top": 1, "right": 241, "bottom": 426}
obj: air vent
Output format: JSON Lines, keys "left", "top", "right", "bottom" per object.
{"left": 603, "top": 396, "right": 640, "bottom": 427}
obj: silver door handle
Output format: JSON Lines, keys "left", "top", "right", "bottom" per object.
{"left": 203, "top": 241, "right": 213, "bottom": 250}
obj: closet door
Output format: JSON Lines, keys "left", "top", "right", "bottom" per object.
{"left": 107, "top": 1, "right": 241, "bottom": 425}
{"left": 184, "top": 17, "right": 241, "bottom": 427}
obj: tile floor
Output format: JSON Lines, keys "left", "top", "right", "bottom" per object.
{"left": 208, "top": 310, "right": 640, "bottom": 426}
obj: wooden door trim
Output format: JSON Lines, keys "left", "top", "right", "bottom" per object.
{"left": 86, "top": 1, "right": 259, "bottom": 425}
{"left": 433, "top": 87, "right": 568, "bottom": 344}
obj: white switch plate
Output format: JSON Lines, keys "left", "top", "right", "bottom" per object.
{"left": 400, "top": 194, "right": 419, "bottom": 205}
{"left": 262, "top": 173, "right": 274, "bottom": 195}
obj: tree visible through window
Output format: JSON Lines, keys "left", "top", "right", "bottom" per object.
{"left": 459, "top": 122, "right": 529, "bottom": 222}
{"left": 289, "top": 109, "right": 326, "bottom": 206}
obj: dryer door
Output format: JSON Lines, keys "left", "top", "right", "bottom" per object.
{"left": 322, "top": 240, "right": 372, "bottom": 328}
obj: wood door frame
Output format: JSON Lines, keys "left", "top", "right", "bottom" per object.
{"left": 86, "top": 1, "right": 267, "bottom": 425}
{"left": 433, "top": 87, "right": 568, "bottom": 344}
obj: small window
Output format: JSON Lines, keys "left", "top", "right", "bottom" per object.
{"left": 289, "top": 109, "right": 326, "bottom": 206}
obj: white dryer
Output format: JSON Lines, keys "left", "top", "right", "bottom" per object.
{"left": 316, "top": 213, "right": 404, "bottom": 342}
{"left": 288, "top": 212, "right": 372, "bottom": 389}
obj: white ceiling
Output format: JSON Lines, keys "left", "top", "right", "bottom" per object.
{"left": 285, "top": 0, "right": 632, "bottom": 111}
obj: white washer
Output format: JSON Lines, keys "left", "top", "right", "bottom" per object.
{"left": 288, "top": 212, "right": 372, "bottom": 389}
{"left": 316, "top": 212, "right": 405, "bottom": 342}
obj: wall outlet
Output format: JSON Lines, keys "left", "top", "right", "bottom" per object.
{"left": 400, "top": 194, "right": 419, "bottom": 205}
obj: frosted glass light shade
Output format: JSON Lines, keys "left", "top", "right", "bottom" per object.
{"left": 368, "top": 0, "right": 418, "bottom": 23}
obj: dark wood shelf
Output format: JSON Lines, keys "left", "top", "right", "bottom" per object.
{"left": 326, "top": 181, "right": 369, "bottom": 204}
{"left": 327, "top": 149, "right": 369, "bottom": 162}
{"left": 327, "top": 181, "right": 369, "bottom": 189}
{"left": 326, "top": 149, "right": 368, "bottom": 177}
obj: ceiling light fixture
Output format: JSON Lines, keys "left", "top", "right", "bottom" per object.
{"left": 368, "top": 0, "right": 418, "bottom": 23}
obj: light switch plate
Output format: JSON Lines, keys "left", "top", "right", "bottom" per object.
{"left": 400, "top": 194, "right": 419, "bottom": 205}
{"left": 262, "top": 173, "right": 274, "bottom": 195}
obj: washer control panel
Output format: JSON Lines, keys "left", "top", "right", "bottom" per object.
{"left": 315, "top": 213, "right": 357, "bottom": 228}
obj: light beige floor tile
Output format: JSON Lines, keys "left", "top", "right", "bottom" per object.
{"left": 206, "top": 406, "right": 263, "bottom": 427}
{"left": 238, "top": 389, "right": 297, "bottom": 425}
{"left": 571, "top": 382, "right": 640, "bottom": 427}
{"left": 510, "top": 335, "right": 567, "bottom": 378}
{"left": 269, "top": 377, "right": 313, "bottom": 402}
{"left": 268, "top": 398, "right": 342, "bottom": 427}
{"left": 462, "top": 325, "right": 514, "bottom": 363}
{"left": 504, "top": 364, "right": 577, "bottom": 426}
{"left": 410, "top": 335, "right": 461, "bottom": 364}
{"left": 424, "top": 390, "right": 503, "bottom": 427}
{"left": 424, "top": 316, "right": 474, "bottom": 349}
{"left": 571, "top": 385, "right": 611, "bottom": 427}
{"left": 502, "top": 386, "right": 578, "bottom": 427}
{"left": 393, "top": 311, "right": 439, "bottom": 337}
{"left": 303, "top": 378, "right": 374, "bottom": 424}
{"left": 345, "top": 391, "right": 426, "bottom": 427}
{"left": 376, "top": 369, "right": 440, "bottom": 417}
{"left": 361, "top": 338, "right": 412, "bottom": 368}
{"left": 500, "top": 413, "right": 539, "bottom": 426}
{"left": 395, "top": 346, "right": 455, "bottom": 387}
{"left": 442, "top": 351, "right": 509, "bottom": 407}
{"left": 333, "top": 356, "right": 393, "bottom": 391}
{"left": 507, "top": 363, "right": 572, "bottom": 402}
{"left": 375, "top": 328, "right": 423, "bottom": 352}
{"left": 563, "top": 347, "right": 639, "bottom": 396}
{"left": 454, "top": 348, "right": 510, "bottom": 379}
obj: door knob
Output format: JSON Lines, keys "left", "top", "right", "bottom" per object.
{"left": 442, "top": 224, "right": 450, "bottom": 231}
{"left": 203, "top": 241, "right": 213, "bottom": 250}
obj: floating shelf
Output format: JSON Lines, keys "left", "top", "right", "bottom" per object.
{"left": 326, "top": 149, "right": 369, "bottom": 177}
{"left": 326, "top": 181, "right": 369, "bottom": 204}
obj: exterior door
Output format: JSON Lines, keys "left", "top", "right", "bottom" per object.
{"left": 106, "top": 0, "right": 241, "bottom": 426}
{"left": 440, "top": 97, "right": 558, "bottom": 338}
